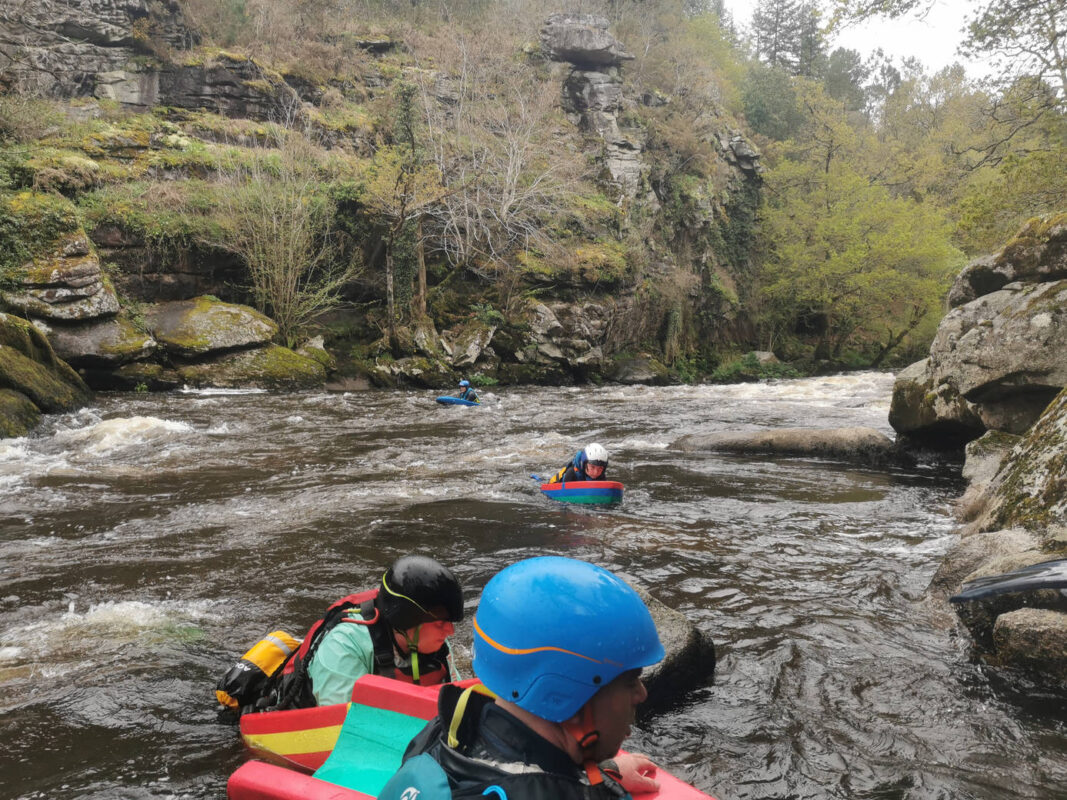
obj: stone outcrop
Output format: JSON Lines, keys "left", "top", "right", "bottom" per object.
{"left": 0, "top": 312, "right": 91, "bottom": 437}
{"left": 375, "top": 299, "right": 613, "bottom": 388}
{"left": 890, "top": 213, "right": 1067, "bottom": 447}
{"left": 541, "top": 14, "right": 650, "bottom": 201}
{"left": 0, "top": 0, "right": 194, "bottom": 96}
{"left": 540, "top": 14, "right": 634, "bottom": 68}
{"left": 930, "top": 386, "right": 1067, "bottom": 680}
{"left": 34, "top": 315, "right": 156, "bottom": 366}
{"left": 0, "top": 207, "right": 121, "bottom": 323}
{"left": 0, "top": 1, "right": 303, "bottom": 121}
{"left": 674, "top": 426, "right": 899, "bottom": 465}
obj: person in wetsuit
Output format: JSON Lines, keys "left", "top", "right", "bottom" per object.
{"left": 379, "top": 556, "right": 663, "bottom": 800}
{"left": 269, "top": 555, "right": 464, "bottom": 709}
{"left": 549, "top": 442, "right": 609, "bottom": 483}
{"left": 455, "top": 380, "right": 479, "bottom": 403}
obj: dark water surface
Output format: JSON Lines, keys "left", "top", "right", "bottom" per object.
{"left": 2, "top": 374, "right": 1065, "bottom": 799}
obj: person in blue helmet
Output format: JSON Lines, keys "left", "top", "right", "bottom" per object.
{"left": 379, "top": 556, "right": 664, "bottom": 800}
{"left": 549, "top": 442, "right": 609, "bottom": 484}
{"left": 454, "top": 379, "right": 479, "bottom": 403}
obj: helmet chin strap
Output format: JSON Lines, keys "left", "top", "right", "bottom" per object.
{"left": 562, "top": 703, "right": 604, "bottom": 785}
{"left": 398, "top": 625, "right": 422, "bottom": 682}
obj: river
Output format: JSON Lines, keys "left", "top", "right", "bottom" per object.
{"left": 2, "top": 373, "right": 1065, "bottom": 800}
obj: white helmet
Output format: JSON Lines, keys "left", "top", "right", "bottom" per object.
{"left": 584, "top": 442, "right": 608, "bottom": 467}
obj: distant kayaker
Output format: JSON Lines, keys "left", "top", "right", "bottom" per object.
{"left": 455, "top": 379, "right": 479, "bottom": 403}
{"left": 267, "top": 555, "right": 464, "bottom": 709}
{"left": 549, "top": 442, "right": 609, "bottom": 483}
{"left": 379, "top": 556, "right": 663, "bottom": 800}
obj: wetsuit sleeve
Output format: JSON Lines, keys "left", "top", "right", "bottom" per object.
{"left": 306, "top": 620, "right": 376, "bottom": 705}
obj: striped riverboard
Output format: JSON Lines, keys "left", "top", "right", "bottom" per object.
{"left": 540, "top": 480, "right": 624, "bottom": 505}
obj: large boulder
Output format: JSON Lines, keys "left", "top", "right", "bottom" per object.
{"left": 0, "top": 312, "right": 91, "bottom": 434}
{"left": 175, "top": 344, "right": 326, "bottom": 390}
{"left": 145, "top": 296, "right": 277, "bottom": 358}
{"left": 926, "top": 280, "right": 1067, "bottom": 433}
{"left": 540, "top": 14, "right": 634, "bottom": 67}
{"left": 993, "top": 609, "right": 1067, "bottom": 680}
{"left": 626, "top": 581, "right": 715, "bottom": 713}
{"left": 891, "top": 215, "right": 1067, "bottom": 448}
{"left": 34, "top": 315, "right": 156, "bottom": 366}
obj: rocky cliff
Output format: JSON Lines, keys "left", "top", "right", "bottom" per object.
{"left": 892, "top": 213, "right": 1067, "bottom": 681}
{"left": 0, "top": 4, "right": 762, "bottom": 396}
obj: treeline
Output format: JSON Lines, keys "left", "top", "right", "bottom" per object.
{"left": 713, "top": 0, "right": 1065, "bottom": 363}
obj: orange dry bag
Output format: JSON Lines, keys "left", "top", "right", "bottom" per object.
{"left": 216, "top": 630, "right": 300, "bottom": 710}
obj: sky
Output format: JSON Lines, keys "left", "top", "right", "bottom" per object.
{"left": 723, "top": 0, "right": 995, "bottom": 78}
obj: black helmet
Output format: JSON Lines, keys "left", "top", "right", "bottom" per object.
{"left": 380, "top": 555, "right": 464, "bottom": 631}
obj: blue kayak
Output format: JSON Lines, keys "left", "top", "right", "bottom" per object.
{"left": 436, "top": 396, "right": 480, "bottom": 406}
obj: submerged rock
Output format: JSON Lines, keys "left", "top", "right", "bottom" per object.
{"left": 674, "top": 426, "right": 899, "bottom": 465}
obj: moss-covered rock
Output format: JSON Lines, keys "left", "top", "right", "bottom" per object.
{"left": 296, "top": 335, "right": 337, "bottom": 373}
{"left": 888, "top": 358, "right": 985, "bottom": 448}
{"left": 994, "top": 212, "right": 1067, "bottom": 285}
{"left": 968, "top": 386, "right": 1067, "bottom": 536}
{"left": 606, "top": 353, "right": 670, "bottom": 385}
{"left": 0, "top": 191, "right": 81, "bottom": 280}
{"left": 0, "top": 312, "right": 91, "bottom": 412}
{"left": 175, "top": 344, "right": 325, "bottom": 389}
{"left": 0, "top": 388, "right": 41, "bottom": 438}
{"left": 36, "top": 314, "right": 157, "bottom": 368}
{"left": 145, "top": 296, "right": 277, "bottom": 357}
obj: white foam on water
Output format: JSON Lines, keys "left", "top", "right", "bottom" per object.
{"left": 1, "top": 598, "right": 221, "bottom": 664}
{"left": 178, "top": 386, "right": 267, "bottom": 395}
{"left": 52, "top": 416, "right": 193, "bottom": 455}
{"left": 618, "top": 436, "right": 671, "bottom": 450}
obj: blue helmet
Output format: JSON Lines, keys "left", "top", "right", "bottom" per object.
{"left": 459, "top": 380, "right": 470, "bottom": 387}
{"left": 472, "top": 556, "right": 664, "bottom": 722}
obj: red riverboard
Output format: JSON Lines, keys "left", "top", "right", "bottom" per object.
{"left": 229, "top": 674, "right": 716, "bottom": 800}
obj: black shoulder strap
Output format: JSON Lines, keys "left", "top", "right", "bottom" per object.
{"left": 361, "top": 598, "right": 397, "bottom": 671}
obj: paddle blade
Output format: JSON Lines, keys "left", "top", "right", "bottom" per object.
{"left": 950, "top": 558, "right": 1067, "bottom": 602}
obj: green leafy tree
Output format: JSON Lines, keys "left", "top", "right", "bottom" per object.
{"left": 758, "top": 82, "right": 963, "bottom": 361}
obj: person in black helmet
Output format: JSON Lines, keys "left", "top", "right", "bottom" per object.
{"left": 273, "top": 555, "right": 464, "bottom": 708}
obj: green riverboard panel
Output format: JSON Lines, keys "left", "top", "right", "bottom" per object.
{"left": 312, "top": 704, "right": 427, "bottom": 795}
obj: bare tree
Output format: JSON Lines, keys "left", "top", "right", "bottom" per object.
{"left": 412, "top": 29, "right": 582, "bottom": 285}
{"left": 214, "top": 130, "right": 361, "bottom": 348}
